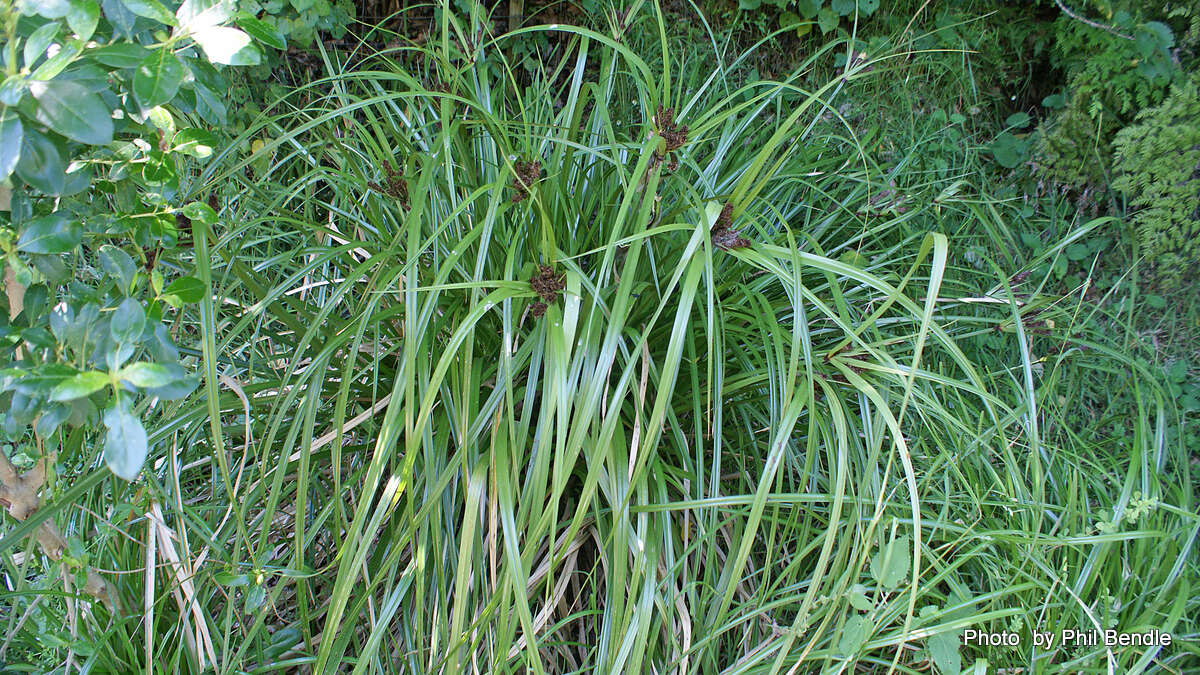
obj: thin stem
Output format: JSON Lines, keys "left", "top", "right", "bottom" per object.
{"left": 1053, "top": 0, "right": 1134, "bottom": 40}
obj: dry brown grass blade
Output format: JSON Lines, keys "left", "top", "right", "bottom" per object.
{"left": 506, "top": 549, "right": 580, "bottom": 659}
{"left": 148, "top": 502, "right": 219, "bottom": 669}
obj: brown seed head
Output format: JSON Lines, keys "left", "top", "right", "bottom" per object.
{"left": 530, "top": 264, "right": 566, "bottom": 303}
{"left": 715, "top": 203, "right": 733, "bottom": 229}
{"left": 512, "top": 160, "right": 542, "bottom": 203}
{"left": 654, "top": 105, "right": 688, "bottom": 152}
{"left": 711, "top": 203, "right": 751, "bottom": 250}
{"left": 368, "top": 162, "right": 409, "bottom": 205}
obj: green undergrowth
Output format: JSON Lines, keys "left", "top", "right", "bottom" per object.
{"left": 1, "top": 2, "right": 1197, "bottom": 673}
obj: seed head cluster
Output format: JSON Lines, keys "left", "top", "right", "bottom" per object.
{"left": 511, "top": 160, "right": 541, "bottom": 202}
{"left": 529, "top": 264, "right": 565, "bottom": 317}
{"left": 368, "top": 162, "right": 409, "bottom": 206}
{"left": 655, "top": 106, "right": 688, "bottom": 152}
{"left": 710, "top": 203, "right": 751, "bottom": 250}
{"left": 654, "top": 106, "right": 688, "bottom": 172}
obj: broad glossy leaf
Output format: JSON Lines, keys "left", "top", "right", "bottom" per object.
{"left": 53, "top": 63, "right": 109, "bottom": 92}
{"left": 119, "top": 362, "right": 180, "bottom": 387}
{"left": 237, "top": 16, "right": 285, "bottom": 50}
{"left": 98, "top": 244, "right": 137, "bottom": 290}
{"left": 181, "top": 201, "right": 216, "bottom": 224}
{"left": 146, "top": 106, "right": 174, "bottom": 134}
{"left": 22, "top": 284, "right": 49, "bottom": 320}
{"left": 110, "top": 297, "right": 145, "bottom": 344}
{"left": 146, "top": 374, "right": 198, "bottom": 400}
{"left": 0, "top": 75, "right": 28, "bottom": 105}
{"left": 244, "top": 585, "right": 265, "bottom": 611}
{"left": 35, "top": 403, "right": 72, "bottom": 438}
{"left": 31, "top": 253, "right": 68, "bottom": 284}
{"left": 192, "top": 26, "right": 260, "bottom": 65}
{"left": 267, "top": 628, "right": 302, "bottom": 657}
{"left": 48, "top": 304, "right": 74, "bottom": 343}
{"left": 49, "top": 371, "right": 109, "bottom": 401}
{"left": 26, "top": 0, "right": 71, "bottom": 17}
{"left": 831, "top": 0, "right": 854, "bottom": 15}
{"left": 858, "top": 0, "right": 879, "bottom": 15}
{"left": 101, "top": 0, "right": 138, "bottom": 37}
{"left": 11, "top": 364, "right": 76, "bottom": 395}
{"left": 15, "top": 126, "right": 66, "bottom": 194}
{"left": 1042, "top": 92, "right": 1066, "bottom": 109}
{"left": 67, "top": 0, "right": 100, "bottom": 39}
{"left": 140, "top": 151, "right": 176, "bottom": 185}
{"left": 176, "top": 0, "right": 231, "bottom": 32}
{"left": 213, "top": 571, "right": 249, "bottom": 586}
{"left": 165, "top": 276, "right": 206, "bottom": 302}
{"left": 0, "top": 111, "right": 21, "bottom": 181}
{"left": 17, "top": 213, "right": 81, "bottom": 254}
{"left": 14, "top": 332, "right": 45, "bottom": 359}
{"left": 106, "top": 341, "right": 136, "bottom": 370}
{"left": 88, "top": 43, "right": 150, "bottom": 68}
{"left": 103, "top": 403, "right": 148, "bottom": 480}
{"left": 171, "top": 128, "right": 215, "bottom": 157}
{"left": 6, "top": 392, "right": 38, "bottom": 430}
{"left": 147, "top": 323, "right": 180, "bottom": 362}
{"left": 29, "top": 80, "right": 114, "bottom": 145}
{"left": 121, "top": 0, "right": 176, "bottom": 25}
{"left": 24, "top": 22, "right": 60, "bottom": 70}
{"left": 134, "top": 47, "right": 186, "bottom": 108}
{"left": 194, "top": 81, "right": 227, "bottom": 125}
{"left": 31, "top": 42, "right": 81, "bottom": 81}
{"left": 0, "top": 369, "right": 24, "bottom": 392}
{"left": 61, "top": 163, "right": 92, "bottom": 196}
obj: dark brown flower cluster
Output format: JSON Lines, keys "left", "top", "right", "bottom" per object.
{"left": 368, "top": 162, "right": 409, "bottom": 206}
{"left": 654, "top": 105, "right": 689, "bottom": 171}
{"left": 529, "top": 264, "right": 565, "bottom": 317}
{"left": 655, "top": 106, "right": 688, "bottom": 152}
{"left": 511, "top": 159, "right": 541, "bottom": 203}
{"left": 710, "top": 203, "right": 751, "bottom": 250}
